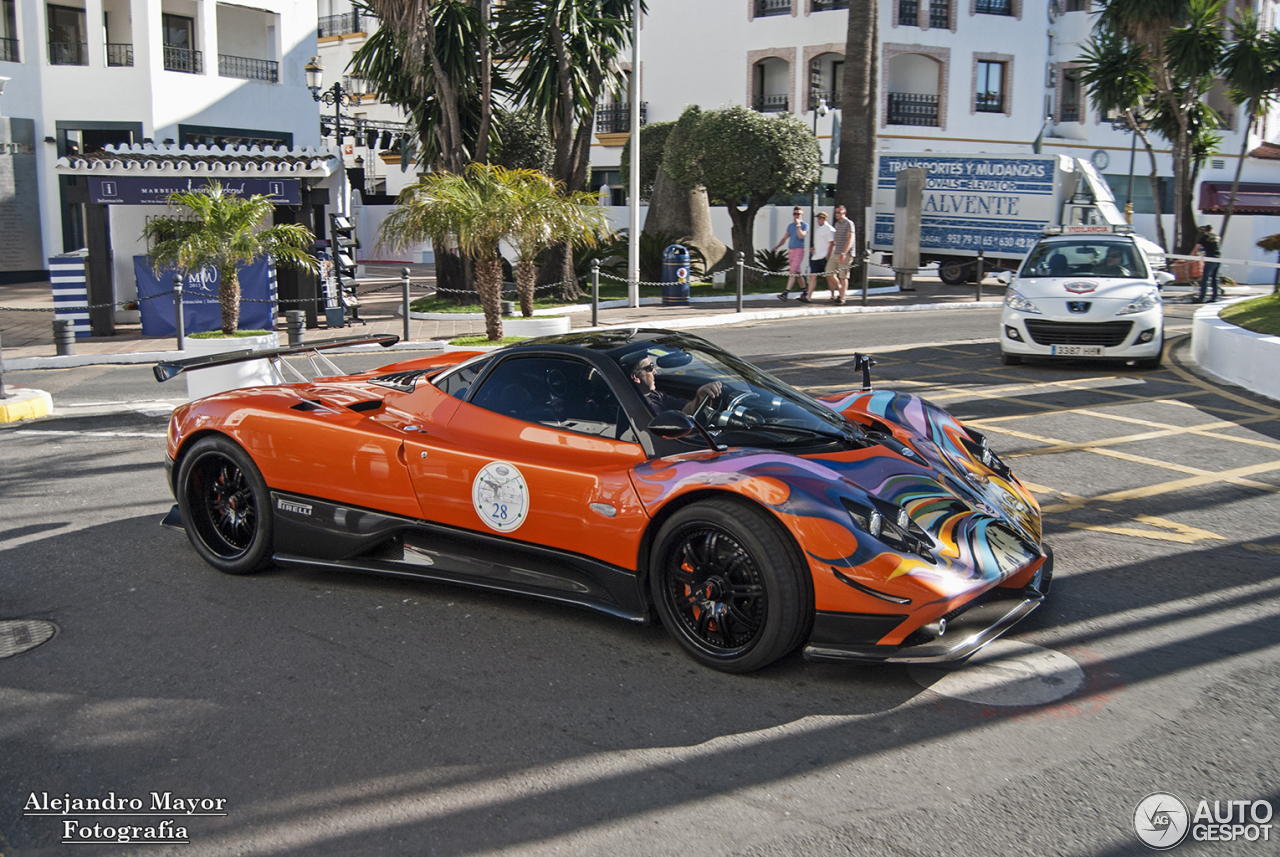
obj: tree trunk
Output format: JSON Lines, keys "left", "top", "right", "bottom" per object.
{"left": 475, "top": 257, "right": 504, "bottom": 341}
{"left": 1219, "top": 111, "right": 1254, "bottom": 243}
{"left": 1136, "top": 126, "right": 1169, "bottom": 252}
{"left": 515, "top": 259, "right": 537, "bottom": 317}
{"left": 219, "top": 266, "right": 240, "bottom": 335}
{"left": 644, "top": 169, "right": 731, "bottom": 274}
{"left": 475, "top": 0, "right": 492, "bottom": 165}
{"left": 836, "top": 0, "right": 878, "bottom": 284}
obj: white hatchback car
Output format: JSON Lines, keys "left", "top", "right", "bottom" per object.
{"left": 998, "top": 228, "right": 1174, "bottom": 369}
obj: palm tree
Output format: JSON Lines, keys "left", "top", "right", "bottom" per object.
{"left": 835, "top": 0, "right": 878, "bottom": 277}
{"left": 142, "top": 181, "right": 319, "bottom": 336}
{"left": 505, "top": 171, "right": 608, "bottom": 317}
{"left": 1217, "top": 9, "right": 1280, "bottom": 243}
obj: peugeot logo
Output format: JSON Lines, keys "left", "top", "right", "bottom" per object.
{"left": 1067, "top": 301, "right": 1091, "bottom": 313}
{"left": 1064, "top": 281, "right": 1097, "bottom": 294}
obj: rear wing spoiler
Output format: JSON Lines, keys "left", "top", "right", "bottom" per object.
{"left": 153, "top": 334, "right": 400, "bottom": 383}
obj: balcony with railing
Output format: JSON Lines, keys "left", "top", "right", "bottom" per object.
{"left": 810, "top": 89, "right": 841, "bottom": 110}
{"left": 0, "top": 37, "right": 17, "bottom": 63}
{"left": 975, "top": 90, "right": 1003, "bottom": 113}
{"left": 975, "top": 0, "right": 1012, "bottom": 14}
{"left": 596, "top": 102, "right": 647, "bottom": 134}
{"left": 106, "top": 43, "right": 133, "bottom": 66}
{"left": 319, "top": 12, "right": 368, "bottom": 38}
{"left": 49, "top": 41, "right": 88, "bottom": 65}
{"left": 812, "top": 0, "right": 848, "bottom": 9}
{"left": 930, "top": 0, "right": 951, "bottom": 27}
{"left": 219, "top": 53, "right": 277, "bottom": 82}
{"left": 164, "top": 44, "right": 202, "bottom": 73}
{"left": 887, "top": 92, "right": 939, "bottom": 126}
{"left": 756, "top": 0, "right": 790, "bottom": 17}
{"left": 754, "top": 94, "right": 789, "bottom": 113}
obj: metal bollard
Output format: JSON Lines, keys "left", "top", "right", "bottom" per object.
{"left": 53, "top": 319, "right": 76, "bottom": 356}
{"left": 975, "top": 250, "right": 985, "bottom": 302}
{"left": 0, "top": 330, "right": 6, "bottom": 398}
{"left": 591, "top": 260, "right": 600, "bottom": 327}
{"left": 736, "top": 252, "right": 745, "bottom": 314}
{"left": 173, "top": 274, "right": 186, "bottom": 351}
{"left": 285, "top": 310, "right": 306, "bottom": 347}
{"left": 861, "top": 241, "right": 871, "bottom": 306}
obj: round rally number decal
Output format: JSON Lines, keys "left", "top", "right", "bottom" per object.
{"left": 472, "top": 462, "right": 530, "bottom": 532}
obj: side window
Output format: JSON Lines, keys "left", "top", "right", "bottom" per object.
{"left": 433, "top": 356, "right": 492, "bottom": 399}
{"left": 468, "top": 356, "right": 632, "bottom": 438}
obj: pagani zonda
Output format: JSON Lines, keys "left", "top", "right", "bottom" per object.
{"left": 158, "top": 330, "right": 1051, "bottom": 672}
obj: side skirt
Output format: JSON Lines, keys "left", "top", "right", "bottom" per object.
{"left": 268, "top": 492, "right": 648, "bottom": 624}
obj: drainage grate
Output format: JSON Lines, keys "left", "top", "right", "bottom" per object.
{"left": 0, "top": 620, "right": 59, "bottom": 658}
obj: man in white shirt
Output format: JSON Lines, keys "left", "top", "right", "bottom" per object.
{"left": 801, "top": 211, "right": 835, "bottom": 303}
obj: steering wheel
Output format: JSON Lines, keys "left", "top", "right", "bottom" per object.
{"left": 695, "top": 384, "right": 760, "bottom": 428}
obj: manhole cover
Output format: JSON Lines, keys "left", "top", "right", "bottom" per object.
{"left": 909, "top": 640, "right": 1084, "bottom": 707}
{"left": 0, "top": 620, "right": 58, "bottom": 658}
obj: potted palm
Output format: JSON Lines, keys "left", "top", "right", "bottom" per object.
{"left": 142, "top": 181, "right": 319, "bottom": 397}
{"left": 506, "top": 169, "right": 608, "bottom": 331}
{"left": 380, "top": 163, "right": 606, "bottom": 340}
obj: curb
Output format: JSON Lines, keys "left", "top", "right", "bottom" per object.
{"left": 1189, "top": 297, "right": 1280, "bottom": 405}
{"left": 0, "top": 388, "right": 54, "bottom": 423}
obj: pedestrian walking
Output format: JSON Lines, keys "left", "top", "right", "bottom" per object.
{"left": 801, "top": 211, "right": 835, "bottom": 303}
{"left": 774, "top": 206, "right": 808, "bottom": 299}
{"left": 826, "top": 205, "right": 855, "bottom": 305}
{"left": 1195, "top": 224, "right": 1222, "bottom": 303}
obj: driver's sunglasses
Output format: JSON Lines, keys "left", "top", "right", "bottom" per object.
{"left": 636, "top": 363, "right": 656, "bottom": 373}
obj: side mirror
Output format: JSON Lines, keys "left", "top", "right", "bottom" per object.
{"left": 1153, "top": 271, "right": 1175, "bottom": 287}
{"left": 648, "top": 409, "right": 726, "bottom": 452}
{"left": 995, "top": 271, "right": 1014, "bottom": 286}
{"left": 648, "top": 410, "right": 695, "bottom": 440}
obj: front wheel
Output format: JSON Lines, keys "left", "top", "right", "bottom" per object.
{"left": 650, "top": 498, "right": 811, "bottom": 672}
{"left": 176, "top": 435, "right": 274, "bottom": 574}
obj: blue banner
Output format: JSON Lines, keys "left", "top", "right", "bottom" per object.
{"left": 135, "top": 256, "right": 276, "bottom": 335}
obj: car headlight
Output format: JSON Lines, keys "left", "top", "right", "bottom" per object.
{"left": 1004, "top": 289, "right": 1042, "bottom": 314}
{"left": 1117, "top": 288, "right": 1161, "bottom": 315}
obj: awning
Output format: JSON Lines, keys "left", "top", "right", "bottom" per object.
{"left": 1198, "top": 181, "right": 1280, "bottom": 214}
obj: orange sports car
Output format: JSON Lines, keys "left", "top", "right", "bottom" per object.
{"left": 158, "top": 329, "right": 1051, "bottom": 672}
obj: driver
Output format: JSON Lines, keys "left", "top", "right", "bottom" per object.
{"left": 1095, "top": 246, "right": 1131, "bottom": 277}
{"left": 621, "top": 352, "right": 722, "bottom": 416}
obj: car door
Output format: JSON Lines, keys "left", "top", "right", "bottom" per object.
{"left": 402, "top": 353, "right": 650, "bottom": 572}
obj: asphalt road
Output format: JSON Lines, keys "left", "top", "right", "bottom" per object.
{"left": 1, "top": 306, "right": 1277, "bottom": 856}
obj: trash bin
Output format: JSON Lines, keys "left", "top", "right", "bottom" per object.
{"left": 662, "top": 244, "right": 691, "bottom": 306}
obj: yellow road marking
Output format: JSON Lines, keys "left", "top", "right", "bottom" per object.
{"left": 1068, "top": 515, "right": 1226, "bottom": 545}
{"left": 1244, "top": 543, "right": 1280, "bottom": 555}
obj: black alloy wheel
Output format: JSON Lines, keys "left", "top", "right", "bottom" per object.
{"left": 177, "top": 435, "right": 274, "bottom": 574}
{"left": 650, "top": 498, "right": 810, "bottom": 672}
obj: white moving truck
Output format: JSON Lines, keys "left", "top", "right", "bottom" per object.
{"left": 872, "top": 152, "right": 1141, "bottom": 285}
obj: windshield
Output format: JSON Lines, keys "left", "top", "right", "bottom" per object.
{"left": 617, "top": 338, "right": 861, "bottom": 448}
{"left": 1021, "top": 240, "right": 1148, "bottom": 280}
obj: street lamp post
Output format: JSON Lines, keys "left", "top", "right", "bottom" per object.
{"left": 305, "top": 57, "right": 366, "bottom": 215}
{"left": 810, "top": 96, "right": 829, "bottom": 259}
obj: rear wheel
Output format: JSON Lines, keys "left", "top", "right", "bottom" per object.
{"left": 938, "top": 258, "right": 968, "bottom": 286}
{"left": 650, "top": 498, "right": 810, "bottom": 672}
{"left": 177, "top": 435, "right": 274, "bottom": 574}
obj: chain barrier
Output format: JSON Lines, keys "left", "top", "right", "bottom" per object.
{"left": 0, "top": 280, "right": 438, "bottom": 312}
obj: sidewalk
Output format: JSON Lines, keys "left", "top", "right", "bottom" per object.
{"left": 0, "top": 262, "right": 1242, "bottom": 370}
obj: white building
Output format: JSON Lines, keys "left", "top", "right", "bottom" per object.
{"left": 0, "top": 0, "right": 325, "bottom": 311}
{"left": 589, "top": 0, "right": 1280, "bottom": 283}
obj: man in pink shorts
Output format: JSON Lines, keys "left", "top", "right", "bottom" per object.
{"left": 773, "top": 206, "right": 808, "bottom": 299}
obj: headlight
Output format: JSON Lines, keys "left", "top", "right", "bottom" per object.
{"left": 1117, "top": 288, "right": 1161, "bottom": 315}
{"left": 1004, "top": 289, "right": 1042, "bottom": 314}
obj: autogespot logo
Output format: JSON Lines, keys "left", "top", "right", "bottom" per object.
{"left": 1135, "top": 792, "right": 1191, "bottom": 850}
